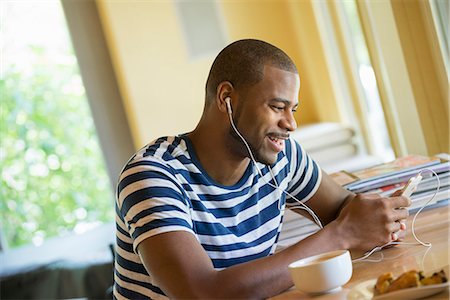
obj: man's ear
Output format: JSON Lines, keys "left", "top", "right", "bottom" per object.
{"left": 216, "top": 81, "right": 233, "bottom": 113}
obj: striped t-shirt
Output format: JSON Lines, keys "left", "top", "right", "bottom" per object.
{"left": 114, "top": 135, "right": 321, "bottom": 299}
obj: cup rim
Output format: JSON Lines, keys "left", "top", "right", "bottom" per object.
{"left": 288, "top": 249, "right": 349, "bottom": 269}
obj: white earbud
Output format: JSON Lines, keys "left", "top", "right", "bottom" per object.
{"left": 225, "top": 97, "right": 232, "bottom": 114}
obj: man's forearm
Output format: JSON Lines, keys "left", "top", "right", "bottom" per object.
{"left": 334, "top": 192, "right": 356, "bottom": 219}
{"left": 207, "top": 224, "right": 346, "bottom": 299}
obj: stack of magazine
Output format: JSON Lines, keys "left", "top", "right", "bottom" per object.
{"left": 330, "top": 154, "right": 450, "bottom": 211}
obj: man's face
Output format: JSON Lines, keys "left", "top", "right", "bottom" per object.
{"left": 229, "top": 65, "right": 300, "bottom": 165}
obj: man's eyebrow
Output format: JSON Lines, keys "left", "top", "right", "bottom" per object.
{"left": 271, "top": 98, "right": 299, "bottom": 107}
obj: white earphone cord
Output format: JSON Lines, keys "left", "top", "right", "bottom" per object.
{"left": 226, "top": 103, "right": 323, "bottom": 228}
{"left": 352, "top": 168, "right": 440, "bottom": 262}
{"left": 226, "top": 99, "right": 439, "bottom": 262}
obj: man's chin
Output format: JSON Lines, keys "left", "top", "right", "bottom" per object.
{"left": 254, "top": 153, "right": 278, "bottom": 166}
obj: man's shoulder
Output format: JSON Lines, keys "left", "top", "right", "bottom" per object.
{"left": 139, "top": 135, "right": 186, "bottom": 157}
{"left": 123, "top": 135, "right": 189, "bottom": 170}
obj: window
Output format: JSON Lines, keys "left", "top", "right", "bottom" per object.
{"left": 340, "top": 1, "right": 395, "bottom": 161}
{"left": 312, "top": 0, "right": 448, "bottom": 158}
{"left": 312, "top": 0, "right": 395, "bottom": 162}
{"left": 1, "top": 1, "right": 114, "bottom": 249}
{"left": 430, "top": 0, "right": 449, "bottom": 73}
{"left": 357, "top": 0, "right": 448, "bottom": 156}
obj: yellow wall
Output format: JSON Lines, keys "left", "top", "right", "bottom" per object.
{"left": 220, "top": 0, "right": 341, "bottom": 126}
{"left": 97, "top": 0, "right": 339, "bottom": 148}
{"left": 287, "top": 1, "right": 341, "bottom": 124}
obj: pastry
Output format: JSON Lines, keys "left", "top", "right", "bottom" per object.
{"left": 385, "top": 270, "right": 420, "bottom": 293}
{"left": 374, "top": 269, "right": 447, "bottom": 295}
{"left": 374, "top": 272, "right": 394, "bottom": 295}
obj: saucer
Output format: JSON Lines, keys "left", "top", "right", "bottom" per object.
{"left": 347, "top": 279, "right": 448, "bottom": 300}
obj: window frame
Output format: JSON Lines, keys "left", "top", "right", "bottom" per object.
{"left": 357, "top": 0, "right": 448, "bottom": 156}
{"left": 0, "top": 0, "right": 133, "bottom": 262}
{"left": 61, "top": 0, "right": 135, "bottom": 188}
{"left": 312, "top": 0, "right": 448, "bottom": 157}
{"left": 311, "top": 0, "right": 390, "bottom": 160}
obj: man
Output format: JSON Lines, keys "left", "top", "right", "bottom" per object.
{"left": 114, "top": 39, "right": 410, "bottom": 299}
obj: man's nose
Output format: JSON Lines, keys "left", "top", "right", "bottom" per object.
{"left": 281, "top": 111, "right": 297, "bottom": 132}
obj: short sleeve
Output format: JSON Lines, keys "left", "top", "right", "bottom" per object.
{"left": 285, "top": 138, "right": 322, "bottom": 205}
{"left": 117, "top": 157, "right": 195, "bottom": 253}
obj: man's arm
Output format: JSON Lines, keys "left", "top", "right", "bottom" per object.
{"left": 137, "top": 186, "right": 409, "bottom": 298}
{"left": 294, "top": 170, "right": 410, "bottom": 249}
{"left": 294, "top": 171, "right": 354, "bottom": 225}
{"left": 137, "top": 171, "right": 410, "bottom": 299}
{"left": 137, "top": 219, "right": 348, "bottom": 299}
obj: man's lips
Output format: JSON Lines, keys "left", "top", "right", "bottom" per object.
{"left": 267, "top": 133, "right": 289, "bottom": 152}
{"left": 267, "top": 133, "right": 289, "bottom": 141}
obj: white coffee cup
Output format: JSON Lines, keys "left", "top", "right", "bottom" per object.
{"left": 288, "top": 249, "right": 353, "bottom": 294}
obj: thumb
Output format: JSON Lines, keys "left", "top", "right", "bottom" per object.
{"left": 390, "top": 189, "right": 404, "bottom": 197}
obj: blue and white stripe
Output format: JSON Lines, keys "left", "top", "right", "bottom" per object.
{"left": 113, "top": 135, "right": 321, "bottom": 299}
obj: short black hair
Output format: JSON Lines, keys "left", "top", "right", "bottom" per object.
{"left": 205, "top": 39, "right": 298, "bottom": 102}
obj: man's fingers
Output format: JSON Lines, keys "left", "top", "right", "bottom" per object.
{"left": 389, "top": 220, "right": 402, "bottom": 232}
{"left": 390, "top": 220, "right": 404, "bottom": 241}
{"left": 391, "top": 232, "right": 399, "bottom": 241}
{"left": 390, "top": 189, "right": 404, "bottom": 197}
{"left": 400, "top": 221, "right": 407, "bottom": 230}
{"left": 397, "top": 228, "right": 406, "bottom": 241}
{"left": 387, "top": 195, "right": 411, "bottom": 209}
{"left": 391, "top": 207, "right": 409, "bottom": 222}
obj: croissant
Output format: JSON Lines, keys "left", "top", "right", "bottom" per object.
{"left": 374, "top": 269, "right": 447, "bottom": 295}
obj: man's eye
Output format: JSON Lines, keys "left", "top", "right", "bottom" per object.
{"left": 271, "top": 105, "right": 284, "bottom": 111}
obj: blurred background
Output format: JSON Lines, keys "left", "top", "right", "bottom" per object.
{"left": 1, "top": 0, "right": 448, "bottom": 298}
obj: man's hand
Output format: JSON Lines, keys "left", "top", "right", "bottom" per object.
{"left": 390, "top": 189, "right": 408, "bottom": 243}
{"left": 331, "top": 192, "right": 411, "bottom": 251}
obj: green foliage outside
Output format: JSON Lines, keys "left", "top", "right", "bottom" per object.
{"left": 0, "top": 22, "right": 114, "bottom": 249}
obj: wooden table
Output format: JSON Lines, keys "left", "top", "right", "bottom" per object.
{"left": 271, "top": 204, "right": 450, "bottom": 300}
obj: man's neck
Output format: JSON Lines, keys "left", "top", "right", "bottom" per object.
{"left": 187, "top": 125, "right": 250, "bottom": 186}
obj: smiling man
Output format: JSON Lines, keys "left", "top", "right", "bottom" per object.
{"left": 114, "top": 39, "right": 410, "bottom": 299}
